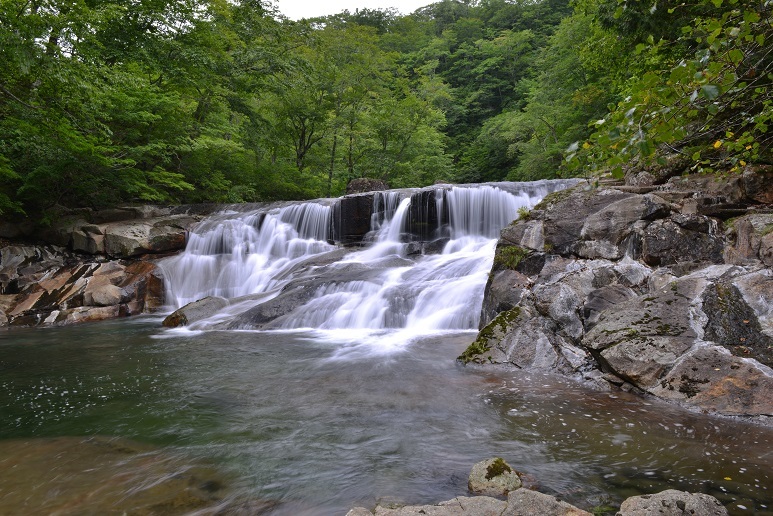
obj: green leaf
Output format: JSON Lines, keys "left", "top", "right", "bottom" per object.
{"left": 700, "top": 84, "right": 720, "bottom": 100}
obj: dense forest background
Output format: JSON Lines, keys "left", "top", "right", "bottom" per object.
{"left": 1, "top": 0, "right": 770, "bottom": 219}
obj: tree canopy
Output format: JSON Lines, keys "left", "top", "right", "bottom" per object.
{"left": 1, "top": 0, "right": 769, "bottom": 219}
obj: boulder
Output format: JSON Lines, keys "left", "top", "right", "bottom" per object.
{"left": 652, "top": 346, "right": 773, "bottom": 416}
{"left": 333, "top": 194, "right": 375, "bottom": 244}
{"left": 103, "top": 215, "right": 199, "bottom": 257}
{"left": 724, "top": 214, "right": 773, "bottom": 265}
{"left": 468, "top": 458, "right": 522, "bottom": 496}
{"left": 641, "top": 214, "right": 724, "bottom": 266}
{"left": 346, "top": 178, "right": 389, "bottom": 195}
{"left": 618, "top": 489, "right": 727, "bottom": 515}
{"left": 503, "top": 488, "right": 591, "bottom": 516}
{"left": 163, "top": 296, "right": 230, "bottom": 328}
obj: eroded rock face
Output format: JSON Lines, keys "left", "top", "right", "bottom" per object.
{"left": 464, "top": 177, "right": 773, "bottom": 419}
{"left": 0, "top": 245, "right": 164, "bottom": 327}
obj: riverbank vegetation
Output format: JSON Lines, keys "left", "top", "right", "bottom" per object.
{"left": 1, "top": 0, "right": 770, "bottom": 219}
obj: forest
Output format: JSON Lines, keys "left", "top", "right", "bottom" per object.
{"left": 1, "top": 0, "right": 770, "bottom": 220}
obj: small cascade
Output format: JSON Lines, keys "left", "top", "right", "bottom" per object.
{"left": 160, "top": 202, "right": 335, "bottom": 308}
{"left": 160, "top": 179, "right": 581, "bottom": 335}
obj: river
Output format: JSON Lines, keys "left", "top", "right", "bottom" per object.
{"left": 1, "top": 181, "right": 771, "bottom": 514}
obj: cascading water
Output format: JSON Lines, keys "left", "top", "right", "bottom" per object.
{"left": 160, "top": 180, "right": 579, "bottom": 341}
{"left": 161, "top": 202, "right": 334, "bottom": 308}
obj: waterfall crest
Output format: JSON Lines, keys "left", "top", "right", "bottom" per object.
{"left": 159, "top": 180, "right": 579, "bottom": 333}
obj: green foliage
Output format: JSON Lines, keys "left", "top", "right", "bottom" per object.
{"left": 567, "top": 0, "right": 772, "bottom": 177}
{"left": 5, "top": 0, "right": 760, "bottom": 219}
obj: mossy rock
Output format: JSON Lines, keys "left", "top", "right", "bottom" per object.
{"left": 468, "top": 457, "right": 522, "bottom": 496}
{"left": 458, "top": 307, "right": 521, "bottom": 364}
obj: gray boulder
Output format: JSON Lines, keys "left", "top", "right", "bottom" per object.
{"left": 617, "top": 489, "right": 727, "bottom": 515}
{"left": 468, "top": 458, "right": 522, "bottom": 496}
{"left": 504, "top": 488, "right": 592, "bottom": 516}
{"left": 641, "top": 214, "right": 724, "bottom": 266}
{"left": 163, "top": 296, "right": 230, "bottom": 328}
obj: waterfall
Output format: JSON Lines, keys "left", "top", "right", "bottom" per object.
{"left": 159, "top": 180, "right": 580, "bottom": 333}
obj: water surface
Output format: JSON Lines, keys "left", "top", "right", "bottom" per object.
{"left": 1, "top": 319, "right": 771, "bottom": 515}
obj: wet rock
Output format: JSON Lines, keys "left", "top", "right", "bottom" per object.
{"left": 732, "top": 269, "right": 773, "bottom": 338}
{"left": 618, "top": 489, "right": 728, "bottom": 515}
{"left": 460, "top": 302, "right": 591, "bottom": 374}
{"left": 468, "top": 457, "right": 522, "bottom": 496}
{"left": 408, "top": 189, "right": 440, "bottom": 241}
{"left": 333, "top": 194, "right": 374, "bottom": 244}
{"left": 163, "top": 296, "right": 229, "bottom": 328}
{"left": 479, "top": 269, "right": 530, "bottom": 328}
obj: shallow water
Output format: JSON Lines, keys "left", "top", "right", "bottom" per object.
{"left": 1, "top": 318, "right": 771, "bottom": 515}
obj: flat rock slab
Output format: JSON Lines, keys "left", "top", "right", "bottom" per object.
{"left": 347, "top": 489, "right": 590, "bottom": 516}
{"left": 618, "top": 489, "right": 728, "bottom": 515}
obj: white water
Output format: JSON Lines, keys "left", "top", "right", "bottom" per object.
{"left": 160, "top": 180, "right": 577, "bottom": 336}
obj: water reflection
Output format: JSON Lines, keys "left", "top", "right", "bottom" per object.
{"left": 0, "top": 320, "right": 771, "bottom": 515}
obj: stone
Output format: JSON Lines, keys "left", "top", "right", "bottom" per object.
{"left": 702, "top": 280, "right": 773, "bottom": 367}
{"left": 468, "top": 458, "right": 522, "bottom": 496}
{"left": 741, "top": 165, "right": 773, "bottom": 204}
{"left": 652, "top": 346, "right": 773, "bottom": 416}
{"left": 503, "top": 488, "right": 591, "bottom": 516}
{"left": 479, "top": 269, "right": 531, "bottom": 328}
{"left": 582, "top": 284, "right": 637, "bottom": 331}
{"left": 541, "top": 189, "right": 637, "bottom": 256}
{"left": 346, "top": 177, "right": 389, "bottom": 195}
{"left": 641, "top": 215, "right": 724, "bottom": 266}
{"left": 163, "top": 296, "right": 230, "bottom": 328}
{"left": 500, "top": 219, "right": 545, "bottom": 252}
{"left": 583, "top": 277, "right": 704, "bottom": 389}
{"left": 333, "top": 194, "right": 375, "bottom": 244}
{"left": 366, "top": 496, "right": 508, "bottom": 515}
{"left": 724, "top": 214, "right": 773, "bottom": 265}
{"left": 618, "top": 489, "right": 728, "bottom": 515}
{"left": 84, "top": 284, "right": 125, "bottom": 307}
{"left": 103, "top": 215, "right": 199, "bottom": 257}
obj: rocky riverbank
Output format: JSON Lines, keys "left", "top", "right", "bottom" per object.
{"left": 0, "top": 205, "right": 211, "bottom": 326}
{"left": 460, "top": 167, "right": 773, "bottom": 422}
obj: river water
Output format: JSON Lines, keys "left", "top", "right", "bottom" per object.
{"left": 1, "top": 181, "right": 772, "bottom": 514}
